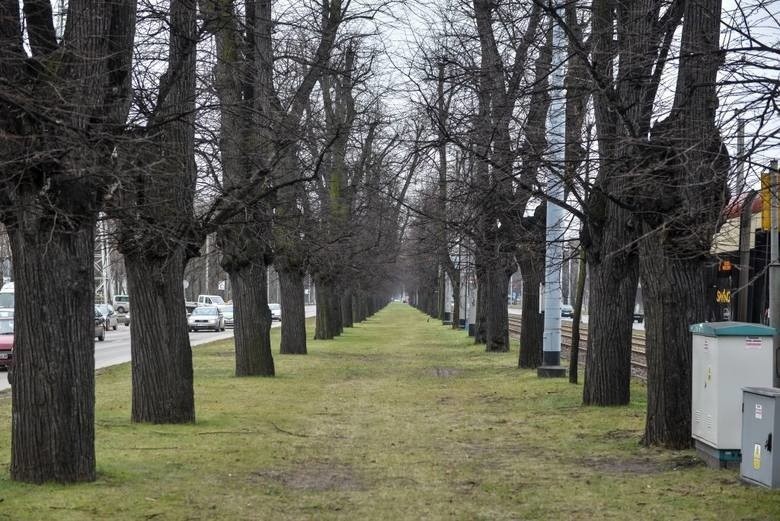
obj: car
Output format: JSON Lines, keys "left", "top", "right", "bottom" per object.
{"left": 0, "top": 316, "right": 14, "bottom": 370}
{"left": 221, "top": 305, "right": 234, "bottom": 328}
{"left": 0, "top": 282, "right": 14, "bottom": 312}
{"left": 96, "top": 304, "right": 118, "bottom": 330}
{"left": 197, "top": 294, "right": 225, "bottom": 307}
{"left": 187, "top": 306, "right": 225, "bottom": 332}
{"left": 113, "top": 294, "right": 130, "bottom": 314}
{"left": 561, "top": 304, "right": 574, "bottom": 318}
{"left": 95, "top": 309, "right": 105, "bottom": 341}
{"left": 633, "top": 311, "right": 644, "bottom": 323}
{"left": 268, "top": 303, "right": 281, "bottom": 321}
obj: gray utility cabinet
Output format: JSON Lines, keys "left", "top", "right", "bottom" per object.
{"left": 690, "top": 322, "right": 775, "bottom": 464}
{"left": 741, "top": 387, "right": 780, "bottom": 488}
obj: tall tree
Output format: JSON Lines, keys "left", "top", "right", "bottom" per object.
{"left": 0, "top": 0, "right": 136, "bottom": 482}
{"left": 471, "top": 0, "right": 542, "bottom": 352}
{"left": 581, "top": 0, "right": 683, "bottom": 405}
{"left": 638, "top": 0, "right": 729, "bottom": 447}
{"left": 112, "top": 0, "right": 199, "bottom": 423}
{"left": 204, "top": 0, "right": 343, "bottom": 374}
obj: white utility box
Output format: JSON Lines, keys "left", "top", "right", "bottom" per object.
{"left": 690, "top": 321, "right": 775, "bottom": 467}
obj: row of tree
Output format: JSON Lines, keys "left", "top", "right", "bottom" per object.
{"left": 399, "top": 0, "right": 777, "bottom": 450}
{"left": 0, "top": 0, "right": 411, "bottom": 483}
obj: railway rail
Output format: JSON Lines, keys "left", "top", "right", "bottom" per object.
{"left": 507, "top": 316, "right": 648, "bottom": 380}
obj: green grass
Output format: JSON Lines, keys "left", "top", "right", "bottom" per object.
{"left": 0, "top": 303, "right": 778, "bottom": 520}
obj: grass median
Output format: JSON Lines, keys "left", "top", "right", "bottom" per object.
{"left": 0, "top": 302, "right": 778, "bottom": 520}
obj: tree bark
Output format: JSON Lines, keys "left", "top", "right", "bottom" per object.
{"left": 279, "top": 267, "right": 307, "bottom": 354}
{"left": 582, "top": 214, "right": 638, "bottom": 405}
{"left": 341, "top": 288, "right": 354, "bottom": 328}
{"left": 9, "top": 225, "right": 96, "bottom": 483}
{"left": 569, "top": 249, "right": 587, "bottom": 383}
{"left": 450, "top": 274, "right": 461, "bottom": 330}
{"left": 126, "top": 249, "right": 194, "bottom": 422}
{"left": 485, "top": 264, "right": 511, "bottom": 352}
{"left": 474, "top": 261, "right": 488, "bottom": 344}
{"left": 641, "top": 254, "right": 705, "bottom": 447}
{"left": 230, "top": 261, "right": 274, "bottom": 376}
{"left": 518, "top": 257, "right": 544, "bottom": 368}
{"left": 315, "top": 275, "right": 337, "bottom": 339}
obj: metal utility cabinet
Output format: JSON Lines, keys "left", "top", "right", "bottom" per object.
{"left": 741, "top": 387, "right": 780, "bottom": 488}
{"left": 690, "top": 322, "right": 775, "bottom": 467}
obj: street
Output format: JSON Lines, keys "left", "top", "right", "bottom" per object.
{"left": 0, "top": 306, "right": 316, "bottom": 392}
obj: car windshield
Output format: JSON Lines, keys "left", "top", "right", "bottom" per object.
{"left": 269, "top": 304, "right": 280, "bottom": 311}
{"left": 0, "top": 318, "right": 14, "bottom": 334}
{"left": 96, "top": 305, "right": 112, "bottom": 314}
{"left": 192, "top": 307, "right": 218, "bottom": 316}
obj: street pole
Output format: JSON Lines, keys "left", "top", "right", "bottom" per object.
{"left": 769, "top": 159, "right": 780, "bottom": 387}
{"left": 539, "top": 7, "right": 567, "bottom": 378}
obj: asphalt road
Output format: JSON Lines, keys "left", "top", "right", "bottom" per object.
{"left": 0, "top": 305, "right": 315, "bottom": 392}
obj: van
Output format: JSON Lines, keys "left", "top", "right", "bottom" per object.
{"left": 113, "top": 294, "right": 130, "bottom": 314}
{"left": 0, "top": 282, "right": 14, "bottom": 311}
{"left": 197, "top": 295, "right": 225, "bottom": 307}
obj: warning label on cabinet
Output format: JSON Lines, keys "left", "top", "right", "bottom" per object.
{"left": 745, "top": 337, "right": 763, "bottom": 349}
{"left": 754, "top": 444, "right": 762, "bottom": 470}
{"left": 756, "top": 404, "right": 763, "bottom": 420}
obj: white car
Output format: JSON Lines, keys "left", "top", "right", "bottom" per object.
{"left": 188, "top": 306, "right": 225, "bottom": 332}
{"left": 95, "top": 304, "right": 118, "bottom": 330}
{"left": 268, "top": 303, "right": 281, "bottom": 321}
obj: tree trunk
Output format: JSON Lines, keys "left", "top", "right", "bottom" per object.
{"left": 9, "top": 224, "right": 96, "bottom": 483}
{"left": 518, "top": 258, "right": 544, "bottom": 368}
{"left": 474, "top": 261, "right": 487, "bottom": 344}
{"left": 569, "top": 249, "right": 587, "bottom": 384}
{"left": 230, "top": 261, "right": 274, "bottom": 376}
{"left": 279, "top": 267, "right": 307, "bottom": 354}
{"left": 315, "top": 276, "right": 337, "bottom": 339}
{"left": 582, "top": 213, "right": 638, "bottom": 405}
{"left": 126, "top": 249, "right": 194, "bottom": 423}
{"left": 450, "top": 274, "right": 461, "bottom": 330}
{"left": 341, "top": 288, "right": 354, "bottom": 328}
{"left": 485, "top": 264, "right": 510, "bottom": 352}
{"left": 331, "top": 286, "right": 343, "bottom": 335}
{"left": 640, "top": 253, "right": 704, "bottom": 447}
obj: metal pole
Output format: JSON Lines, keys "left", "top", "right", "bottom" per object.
{"left": 769, "top": 159, "right": 780, "bottom": 387}
{"left": 738, "top": 191, "right": 758, "bottom": 322}
{"left": 539, "top": 8, "right": 567, "bottom": 378}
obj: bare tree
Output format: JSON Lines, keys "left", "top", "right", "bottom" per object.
{"left": 638, "top": 0, "right": 729, "bottom": 447}
{"left": 0, "top": 0, "right": 136, "bottom": 482}
{"left": 111, "top": 0, "right": 200, "bottom": 423}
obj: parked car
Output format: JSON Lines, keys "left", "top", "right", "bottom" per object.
{"left": 197, "top": 294, "right": 225, "bottom": 307}
{"left": 633, "top": 311, "right": 644, "bottom": 323}
{"left": 96, "top": 304, "right": 118, "bottom": 330}
{"left": 0, "top": 282, "right": 14, "bottom": 311}
{"left": 561, "top": 304, "right": 574, "bottom": 318}
{"left": 113, "top": 294, "right": 130, "bottom": 314}
{"left": 268, "top": 303, "right": 281, "bottom": 321}
{"left": 221, "top": 305, "right": 234, "bottom": 328}
{"left": 187, "top": 306, "right": 225, "bottom": 332}
{"left": 0, "top": 316, "right": 14, "bottom": 370}
{"left": 95, "top": 309, "right": 105, "bottom": 341}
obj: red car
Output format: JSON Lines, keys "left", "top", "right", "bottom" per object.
{"left": 0, "top": 316, "right": 13, "bottom": 369}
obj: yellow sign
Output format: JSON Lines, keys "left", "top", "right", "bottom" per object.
{"left": 754, "top": 444, "right": 762, "bottom": 470}
{"left": 716, "top": 289, "right": 731, "bottom": 304}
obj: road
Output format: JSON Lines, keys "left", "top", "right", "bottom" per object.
{"left": 0, "top": 305, "right": 316, "bottom": 392}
